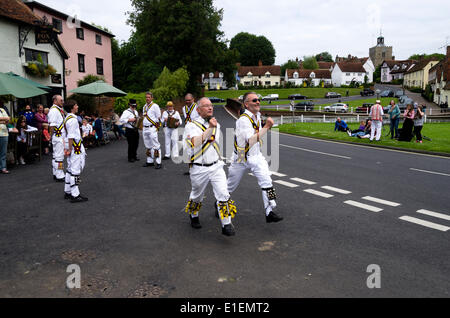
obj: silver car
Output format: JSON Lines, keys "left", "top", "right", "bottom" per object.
{"left": 324, "top": 103, "right": 349, "bottom": 113}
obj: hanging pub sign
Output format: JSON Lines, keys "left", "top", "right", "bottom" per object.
{"left": 35, "top": 26, "right": 53, "bottom": 44}
{"left": 51, "top": 73, "right": 62, "bottom": 84}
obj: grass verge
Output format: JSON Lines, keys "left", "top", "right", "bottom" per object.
{"left": 277, "top": 122, "right": 450, "bottom": 155}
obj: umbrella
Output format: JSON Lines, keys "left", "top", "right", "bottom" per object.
{"left": 0, "top": 72, "right": 48, "bottom": 98}
{"left": 5, "top": 72, "right": 51, "bottom": 90}
{"left": 69, "top": 80, "right": 127, "bottom": 97}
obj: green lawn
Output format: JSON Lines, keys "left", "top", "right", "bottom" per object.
{"left": 277, "top": 122, "right": 450, "bottom": 154}
{"left": 204, "top": 88, "right": 362, "bottom": 100}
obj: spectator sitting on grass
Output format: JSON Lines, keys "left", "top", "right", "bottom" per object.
{"left": 347, "top": 119, "right": 372, "bottom": 138}
{"left": 334, "top": 117, "right": 350, "bottom": 133}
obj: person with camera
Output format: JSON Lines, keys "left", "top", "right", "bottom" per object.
{"left": 119, "top": 99, "right": 140, "bottom": 162}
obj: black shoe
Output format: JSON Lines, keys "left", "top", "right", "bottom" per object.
{"left": 128, "top": 158, "right": 136, "bottom": 163}
{"left": 64, "top": 193, "right": 72, "bottom": 200}
{"left": 163, "top": 156, "right": 170, "bottom": 161}
{"left": 54, "top": 177, "right": 65, "bottom": 183}
{"left": 266, "top": 212, "right": 283, "bottom": 223}
{"left": 134, "top": 158, "right": 140, "bottom": 161}
{"left": 222, "top": 224, "right": 235, "bottom": 237}
{"left": 190, "top": 217, "right": 202, "bottom": 229}
{"left": 155, "top": 164, "right": 162, "bottom": 170}
{"left": 70, "top": 195, "right": 89, "bottom": 203}
{"left": 184, "top": 171, "right": 190, "bottom": 176}
{"left": 142, "top": 162, "right": 154, "bottom": 167}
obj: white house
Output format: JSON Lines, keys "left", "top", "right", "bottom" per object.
{"left": 285, "top": 69, "right": 332, "bottom": 87}
{"left": 331, "top": 62, "right": 368, "bottom": 87}
{"left": 429, "top": 46, "right": 450, "bottom": 107}
{"left": 381, "top": 60, "right": 416, "bottom": 83}
{"left": 237, "top": 61, "right": 281, "bottom": 87}
{"left": 202, "top": 71, "right": 227, "bottom": 90}
{"left": 0, "top": 0, "right": 68, "bottom": 110}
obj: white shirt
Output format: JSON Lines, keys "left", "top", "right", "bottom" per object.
{"left": 120, "top": 108, "right": 139, "bottom": 129}
{"left": 162, "top": 110, "right": 182, "bottom": 127}
{"left": 81, "top": 124, "right": 93, "bottom": 136}
{"left": 63, "top": 114, "right": 82, "bottom": 141}
{"left": 182, "top": 103, "right": 200, "bottom": 123}
{"left": 143, "top": 102, "right": 161, "bottom": 127}
{"left": 235, "top": 109, "right": 262, "bottom": 158}
{"left": 184, "top": 117, "right": 221, "bottom": 165}
{"left": 48, "top": 104, "right": 65, "bottom": 128}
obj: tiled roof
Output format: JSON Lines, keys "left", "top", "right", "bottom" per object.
{"left": 238, "top": 65, "right": 281, "bottom": 77}
{"left": 286, "top": 69, "right": 331, "bottom": 79}
{"left": 381, "top": 60, "right": 397, "bottom": 69}
{"left": 405, "top": 58, "right": 440, "bottom": 74}
{"left": 335, "top": 62, "right": 366, "bottom": 73}
{"left": 0, "top": 0, "right": 42, "bottom": 25}
{"left": 317, "top": 62, "right": 334, "bottom": 69}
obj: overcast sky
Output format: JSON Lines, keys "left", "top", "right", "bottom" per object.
{"left": 37, "top": 0, "right": 450, "bottom": 64}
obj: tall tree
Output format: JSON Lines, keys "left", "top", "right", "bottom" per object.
{"left": 302, "top": 56, "right": 319, "bottom": 70}
{"left": 408, "top": 53, "right": 445, "bottom": 61}
{"left": 280, "top": 59, "right": 300, "bottom": 76}
{"left": 128, "top": 0, "right": 233, "bottom": 94}
{"left": 315, "top": 52, "right": 333, "bottom": 62}
{"left": 229, "top": 32, "right": 276, "bottom": 66}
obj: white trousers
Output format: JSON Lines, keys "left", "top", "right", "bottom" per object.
{"left": 64, "top": 147, "right": 86, "bottom": 198}
{"left": 370, "top": 120, "right": 382, "bottom": 141}
{"left": 52, "top": 137, "right": 65, "bottom": 179}
{"left": 143, "top": 127, "right": 161, "bottom": 164}
{"left": 189, "top": 161, "right": 232, "bottom": 227}
{"left": 227, "top": 154, "right": 276, "bottom": 215}
{"left": 164, "top": 127, "right": 179, "bottom": 158}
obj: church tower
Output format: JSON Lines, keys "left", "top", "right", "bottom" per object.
{"left": 369, "top": 33, "right": 393, "bottom": 68}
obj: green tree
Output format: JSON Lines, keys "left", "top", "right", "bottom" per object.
{"left": 128, "top": 0, "right": 232, "bottom": 95}
{"left": 315, "top": 52, "right": 333, "bottom": 62}
{"left": 281, "top": 59, "right": 300, "bottom": 77}
{"left": 302, "top": 56, "right": 319, "bottom": 70}
{"left": 152, "top": 66, "right": 189, "bottom": 104}
{"left": 373, "top": 65, "right": 382, "bottom": 83}
{"left": 229, "top": 32, "right": 276, "bottom": 66}
{"left": 408, "top": 53, "right": 445, "bottom": 61}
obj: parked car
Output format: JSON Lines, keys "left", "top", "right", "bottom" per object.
{"left": 395, "top": 90, "right": 405, "bottom": 98}
{"left": 380, "top": 89, "right": 394, "bottom": 97}
{"left": 324, "top": 92, "right": 342, "bottom": 99}
{"left": 262, "top": 94, "right": 279, "bottom": 101}
{"left": 324, "top": 103, "right": 348, "bottom": 113}
{"left": 360, "top": 88, "right": 375, "bottom": 96}
{"left": 208, "top": 97, "right": 225, "bottom": 103}
{"left": 294, "top": 101, "right": 314, "bottom": 111}
{"left": 355, "top": 103, "right": 374, "bottom": 113}
{"left": 288, "top": 94, "right": 308, "bottom": 100}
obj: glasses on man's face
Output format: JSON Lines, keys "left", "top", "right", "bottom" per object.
{"left": 248, "top": 98, "right": 261, "bottom": 103}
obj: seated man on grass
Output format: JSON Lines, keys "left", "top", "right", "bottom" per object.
{"left": 347, "top": 119, "right": 372, "bottom": 139}
{"left": 334, "top": 117, "right": 350, "bottom": 133}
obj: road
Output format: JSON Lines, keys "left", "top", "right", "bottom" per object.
{"left": 0, "top": 105, "right": 449, "bottom": 298}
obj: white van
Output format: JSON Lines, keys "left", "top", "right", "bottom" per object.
{"left": 262, "top": 94, "right": 279, "bottom": 101}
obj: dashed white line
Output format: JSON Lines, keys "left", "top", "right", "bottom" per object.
{"left": 417, "top": 209, "right": 450, "bottom": 221}
{"left": 362, "top": 196, "right": 401, "bottom": 207}
{"left": 321, "top": 186, "right": 352, "bottom": 195}
{"left": 273, "top": 180, "right": 299, "bottom": 188}
{"left": 410, "top": 168, "right": 450, "bottom": 177}
{"left": 290, "top": 177, "right": 316, "bottom": 185}
{"left": 399, "top": 216, "right": 450, "bottom": 232}
{"left": 344, "top": 200, "right": 383, "bottom": 213}
{"left": 304, "top": 189, "right": 334, "bottom": 198}
{"left": 270, "top": 171, "right": 287, "bottom": 177}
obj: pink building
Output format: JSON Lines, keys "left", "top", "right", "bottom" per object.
{"left": 24, "top": 1, "right": 115, "bottom": 95}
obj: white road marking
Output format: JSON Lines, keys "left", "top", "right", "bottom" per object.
{"left": 280, "top": 144, "right": 352, "bottom": 160}
{"left": 290, "top": 177, "right": 317, "bottom": 185}
{"left": 321, "top": 186, "right": 352, "bottom": 194}
{"left": 362, "top": 196, "right": 401, "bottom": 207}
{"left": 417, "top": 209, "right": 450, "bottom": 221}
{"left": 344, "top": 200, "right": 383, "bottom": 213}
{"left": 270, "top": 171, "right": 287, "bottom": 177}
{"left": 304, "top": 189, "right": 334, "bottom": 198}
{"left": 399, "top": 216, "right": 450, "bottom": 232}
{"left": 273, "top": 180, "right": 299, "bottom": 188}
{"left": 410, "top": 168, "right": 450, "bottom": 177}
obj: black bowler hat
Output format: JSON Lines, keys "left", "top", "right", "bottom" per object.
{"left": 129, "top": 99, "right": 137, "bottom": 107}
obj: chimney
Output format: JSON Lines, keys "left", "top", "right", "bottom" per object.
{"left": 447, "top": 46, "right": 450, "bottom": 58}
{"left": 258, "top": 60, "right": 263, "bottom": 67}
